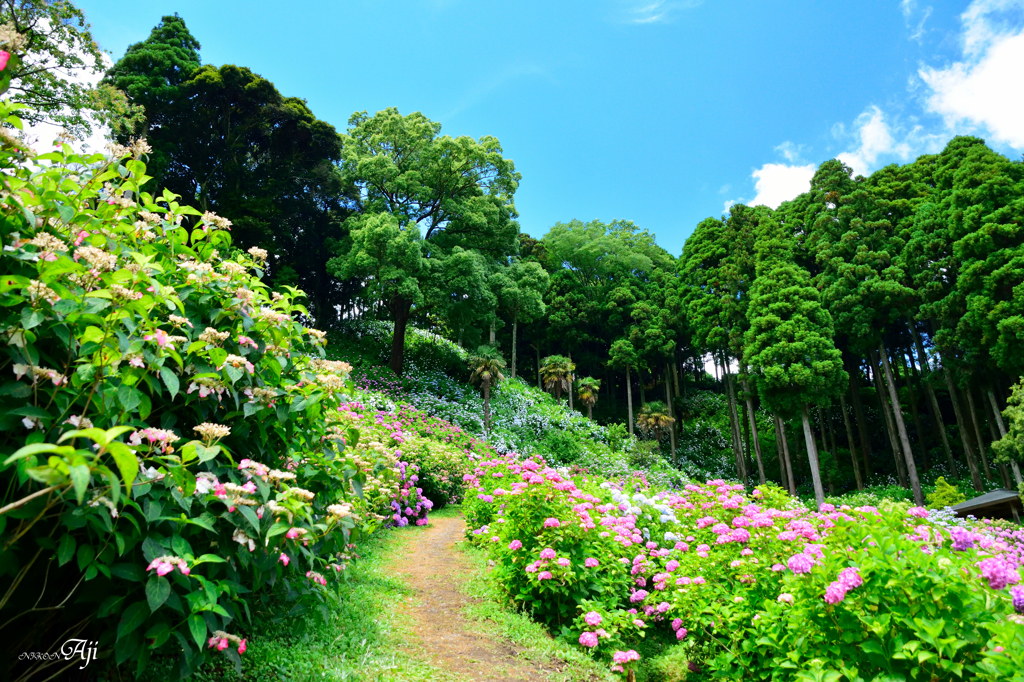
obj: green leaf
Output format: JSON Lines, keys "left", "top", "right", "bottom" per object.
{"left": 57, "top": 534, "right": 76, "bottom": 566}
{"left": 117, "top": 601, "right": 150, "bottom": 642}
{"left": 160, "top": 366, "right": 179, "bottom": 398}
{"left": 208, "top": 347, "right": 227, "bottom": 368}
{"left": 196, "top": 443, "right": 219, "bottom": 463}
{"left": 117, "top": 384, "right": 143, "bottom": 412}
{"left": 68, "top": 463, "right": 90, "bottom": 504}
{"left": 111, "top": 563, "right": 145, "bottom": 582}
{"left": 267, "top": 521, "right": 291, "bottom": 539}
{"left": 3, "top": 442, "right": 74, "bottom": 465}
{"left": 21, "top": 307, "right": 44, "bottom": 329}
{"left": 77, "top": 543, "right": 95, "bottom": 571}
{"left": 146, "top": 575, "right": 171, "bottom": 612}
{"left": 187, "top": 614, "right": 206, "bottom": 649}
{"left": 192, "top": 553, "right": 227, "bottom": 565}
{"left": 108, "top": 441, "right": 139, "bottom": 490}
{"left": 237, "top": 505, "right": 261, "bottom": 535}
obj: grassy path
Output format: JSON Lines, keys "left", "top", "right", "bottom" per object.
{"left": 219, "top": 507, "right": 613, "bottom": 682}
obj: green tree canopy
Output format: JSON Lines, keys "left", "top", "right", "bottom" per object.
{"left": 330, "top": 107, "right": 520, "bottom": 374}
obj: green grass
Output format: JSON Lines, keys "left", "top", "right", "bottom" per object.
{"left": 185, "top": 525, "right": 456, "bottom": 682}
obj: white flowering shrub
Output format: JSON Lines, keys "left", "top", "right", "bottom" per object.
{"left": 0, "top": 102, "right": 393, "bottom": 679}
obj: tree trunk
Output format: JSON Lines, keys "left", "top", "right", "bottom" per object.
{"left": 665, "top": 363, "right": 677, "bottom": 467}
{"left": 483, "top": 379, "right": 491, "bottom": 435}
{"left": 588, "top": 404, "right": 593, "bottom": 420}
{"left": 511, "top": 316, "right": 517, "bottom": 379}
{"left": 568, "top": 354, "right": 574, "bottom": 411}
{"left": 817, "top": 407, "right": 836, "bottom": 494}
{"left": 388, "top": 300, "right": 412, "bottom": 376}
{"left": 943, "top": 367, "right": 984, "bottom": 491}
{"left": 779, "top": 416, "right": 796, "bottom": 495}
{"left": 802, "top": 405, "right": 826, "bottom": 509}
{"left": 879, "top": 342, "right": 924, "bottom": 505}
{"left": 871, "top": 349, "right": 908, "bottom": 487}
{"left": 774, "top": 415, "right": 788, "bottom": 489}
{"left": 489, "top": 321, "right": 495, "bottom": 346}
{"left": 979, "top": 390, "right": 1011, "bottom": 487}
{"left": 987, "top": 388, "right": 1024, "bottom": 485}
{"left": 849, "top": 360, "right": 873, "bottom": 479}
{"left": 536, "top": 346, "right": 542, "bottom": 390}
{"left": 673, "top": 359, "right": 681, "bottom": 398}
{"left": 722, "top": 358, "right": 747, "bottom": 483}
{"left": 626, "top": 365, "right": 634, "bottom": 437}
{"left": 897, "top": 348, "right": 928, "bottom": 470}
{"left": 912, "top": 328, "right": 956, "bottom": 474}
{"left": 839, "top": 394, "right": 863, "bottom": 490}
{"left": 741, "top": 376, "right": 766, "bottom": 484}
{"left": 964, "top": 385, "right": 994, "bottom": 483}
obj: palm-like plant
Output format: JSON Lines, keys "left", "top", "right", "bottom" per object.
{"left": 576, "top": 376, "right": 601, "bottom": 420}
{"left": 539, "top": 354, "right": 575, "bottom": 402}
{"left": 636, "top": 401, "right": 675, "bottom": 441}
{"left": 468, "top": 345, "right": 506, "bottom": 434}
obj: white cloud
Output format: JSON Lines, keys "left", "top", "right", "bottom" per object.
{"left": 722, "top": 199, "right": 737, "bottom": 213}
{"left": 919, "top": 0, "right": 1024, "bottom": 148}
{"left": 835, "top": 106, "right": 912, "bottom": 176}
{"left": 749, "top": 163, "right": 815, "bottom": 209}
{"left": 774, "top": 140, "right": 805, "bottom": 163}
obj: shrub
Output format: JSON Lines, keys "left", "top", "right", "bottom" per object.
{"left": 463, "top": 453, "right": 1024, "bottom": 681}
{"left": 927, "top": 475, "right": 968, "bottom": 508}
{"left": 0, "top": 103, "right": 385, "bottom": 680}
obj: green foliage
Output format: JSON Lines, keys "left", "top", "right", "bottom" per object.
{"left": 636, "top": 401, "right": 675, "bottom": 440}
{"left": 0, "top": 102, "right": 384, "bottom": 680}
{"left": 744, "top": 215, "right": 847, "bottom": 417}
{"left": 1, "top": 0, "right": 119, "bottom": 136}
{"left": 993, "top": 379, "right": 1024, "bottom": 469}
{"left": 328, "top": 106, "right": 520, "bottom": 373}
{"left": 107, "top": 29, "right": 349, "bottom": 321}
{"left": 926, "top": 476, "right": 967, "bottom": 508}
{"left": 540, "top": 354, "right": 575, "bottom": 401}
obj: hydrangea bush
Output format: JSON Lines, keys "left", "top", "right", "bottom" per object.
{"left": 0, "top": 102, "right": 391, "bottom": 679}
{"left": 463, "top": 454, "right": 1024, "bottom": 680}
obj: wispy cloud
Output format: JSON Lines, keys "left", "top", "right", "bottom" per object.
{"left": 773, "top": 141, "right": 806, "bottom": 163}
{"left": 438, "top": 63, "right": 552, "bottom": 122}
{"left": 616, "top": 0, "right": 703, "bottom": 25}
{"left": 901, "top": 0, "right": 933, "bottom": 43}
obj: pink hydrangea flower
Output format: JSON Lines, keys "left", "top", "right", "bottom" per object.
{"left": 585, "top": 557, "right": 599, "bottom": 568}
{"left": 787, "top": 552, "right": 815, "bottom": 574}
{"left": 537, "top": 571, "right": 553, "bottom": 580}
{"left": 824, "top": 581, "right": 847, "bottom": 604}
{"left": 279, "top": 553, "right": 290, "bottom": 566}
{"left": 584, "top": 611, "right": 603, "bottom": 626}
{"left": 509, "top": 540, "right": 523, "bottom": 550}
{"left": 579, "top": 631, "right": 598, "bottom": 647}
{"left": 544, "top": 517, "right": 561, "bottom": 528}
{"left": 539, "top": 548, "right": 556, "bottom": 560}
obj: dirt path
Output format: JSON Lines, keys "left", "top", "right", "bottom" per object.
{"left": 388, "top": 514, "right": 556, "bottom": 682}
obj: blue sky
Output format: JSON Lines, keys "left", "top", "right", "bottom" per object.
{"left": 75, "top": 0, "right": 1024, "bottom": 255}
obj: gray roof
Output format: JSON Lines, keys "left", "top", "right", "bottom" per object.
{"left": 950, "top": 488, "right": 1022, "bottom": 514}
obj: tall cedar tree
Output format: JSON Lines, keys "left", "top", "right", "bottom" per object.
{"left": 744, "top": 215, "right": 847, "bottom": 509}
